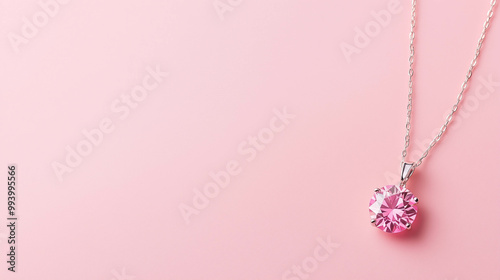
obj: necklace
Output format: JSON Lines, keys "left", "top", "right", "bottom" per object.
{"left": 368, "top": 0, "right": 497, "bottom": 233}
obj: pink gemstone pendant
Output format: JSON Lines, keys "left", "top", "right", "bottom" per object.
{"left": 369, "top": 184, "right": 418, "bottom": 233}
{"left": 369, "top": 163, "right": 418, "bottom": 233}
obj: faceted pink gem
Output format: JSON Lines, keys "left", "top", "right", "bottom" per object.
{"left": 369, "top": 184, "right": 418, "bottom": 233}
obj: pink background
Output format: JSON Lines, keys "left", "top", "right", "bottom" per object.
{"left": 0, "top": 0, "right": 499, "bottom": 279}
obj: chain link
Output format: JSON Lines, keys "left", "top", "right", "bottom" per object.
{"left": 401, "top": 0, "right": 497, "bottom": 171}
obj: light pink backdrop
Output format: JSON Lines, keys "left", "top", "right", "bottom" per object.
{"left": 0, "top": 0, "right": 499, "bottom": 279}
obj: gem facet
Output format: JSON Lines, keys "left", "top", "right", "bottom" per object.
{"left": 369, "top": 184, "right": 418, "bottom": 233}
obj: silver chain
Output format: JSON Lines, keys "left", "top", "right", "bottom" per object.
{"left": 401, "top": 0, "right": 497, "bottom": 172}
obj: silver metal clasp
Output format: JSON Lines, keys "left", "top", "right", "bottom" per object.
{"left": 401, "top": 162, "right": 415, "bottom": 184}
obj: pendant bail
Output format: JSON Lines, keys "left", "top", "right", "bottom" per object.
{"left": 401, "top": 162, "right": 415, "bottom": 183}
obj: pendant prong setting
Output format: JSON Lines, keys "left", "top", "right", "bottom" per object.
{"left": 369, "top": 185, "right": 418, "bottom": 233}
